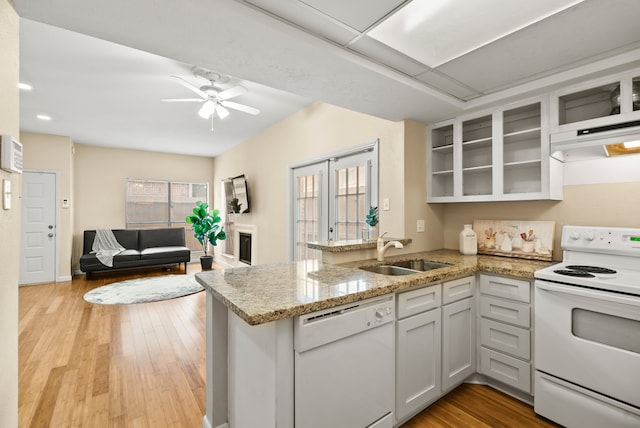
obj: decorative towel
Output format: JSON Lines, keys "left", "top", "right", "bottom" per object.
{"left": 92, "top": 229, "right": 124, "bottom": 267}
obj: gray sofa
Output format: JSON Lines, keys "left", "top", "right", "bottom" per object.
{"left": 80, "top": 228, "right": 191, "bottom": 277}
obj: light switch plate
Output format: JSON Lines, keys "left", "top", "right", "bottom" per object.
{"left": 383, "top": 198, "right": 390, "bottom": 211}
{"left": 417, "top": 219, "right": 425, "bottom": 232}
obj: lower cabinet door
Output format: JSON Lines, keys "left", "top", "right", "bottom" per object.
{"left": 396, "top": 308, "right": 442, "bottom": 421}
{"left": 442, "top": 297, "right": 476, "bottom": 391}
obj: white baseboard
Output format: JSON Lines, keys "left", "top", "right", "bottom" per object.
{"left": 57, "top": 275, "right": 72, "bottom": 282}
{"left": 202, "top": 415, "right": 228, "bottom": 428}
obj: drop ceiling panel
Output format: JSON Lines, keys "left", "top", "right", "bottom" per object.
{"left": 244, "top": 0, "right": 358, "bottom": 45}
{"left": 437, "top": 0, "right": 640, "bottom": 93}
{"left": 298, "top": 0, "right": 406, "bottom": 32}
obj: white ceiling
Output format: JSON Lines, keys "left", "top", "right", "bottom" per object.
{"left": 14, "top": 0, "right": 640, "bottom": 157}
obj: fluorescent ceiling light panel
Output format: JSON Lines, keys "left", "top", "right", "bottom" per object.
{"left": 623, "top": 140, "right": 640, "bottom": 149}
{"left": 367, "top": 0, "right": 584, "bottom": 68}
{"left": 36, "top": 114, "right": 52, "bottom": 121}
{"left": 19, "top": 82, "right": 33, "bottom": 90}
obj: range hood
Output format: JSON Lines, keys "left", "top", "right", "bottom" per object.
{"left": 550, "top": 119, "right": 640, "bottom": 162}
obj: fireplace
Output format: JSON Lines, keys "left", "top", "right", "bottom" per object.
{"left": 238, "top": 232, "right": 252, "bottom": 265}
{"left": 234, "top": 223, "right": 257, "bottom": 266}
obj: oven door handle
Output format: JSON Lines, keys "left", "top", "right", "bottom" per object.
{"left": 536, "top": 281, "right": 640, "bottom": 307}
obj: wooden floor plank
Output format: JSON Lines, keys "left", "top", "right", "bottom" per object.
{"left": 19, "top": 262, "right": 558, "bottom": 427}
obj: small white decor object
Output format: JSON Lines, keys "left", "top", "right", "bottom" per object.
{"left": 473, "top": 219, "right": 555, "bottom": 261}
{"left": 459, "top": 224, "right": 478, "bottom": 255}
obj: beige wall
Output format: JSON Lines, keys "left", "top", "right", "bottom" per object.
{"left": 72, "top": 144, "right": 214, "bottom": 273}
{"left": 441, "top": 182, "right": 640, "bottom": 260}
{"left": 403, "top": 120, "right": 444, "bottom": 251}
{"left": 21, "top": 132, "right": 74, "bottom": 280}
{"left": 0, "top": 0, "right": 20, "bottom": 425}
{"left": 211, "top": 102, "right": 415, "bottom": 264}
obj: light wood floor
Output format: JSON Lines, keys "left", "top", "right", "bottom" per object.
{"left": 19, "top": 264, "right": 558, "bottom": 428}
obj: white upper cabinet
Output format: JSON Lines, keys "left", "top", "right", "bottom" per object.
{"left": 549, "top": 69, "right": 640, "bottom": 161}
{"left": 550, "top": 69, "right": 640, "bottom": 133}
{"left": 428, "top": 97, "right": 563, "bottom": 203}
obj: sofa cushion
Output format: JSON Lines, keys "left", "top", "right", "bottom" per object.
{"left": 140, "top": 246, "right": 190, "bottom": 260}
{"left": 138, "top": 228, "right": 186, "bottom": 249}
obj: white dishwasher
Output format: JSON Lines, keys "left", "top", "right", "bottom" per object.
{"left": 294, "top": 295, "right": 395, "bottom": 428}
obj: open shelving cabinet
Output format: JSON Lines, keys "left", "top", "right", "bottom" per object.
{"left": 428, "top": 97, "right": 562, "bottom": 202}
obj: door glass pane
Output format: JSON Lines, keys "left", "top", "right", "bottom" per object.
{"left": 333, "top": 162, "right": 368, "bottom": 241}
{"left": 295, "top": 172, "right": 321, "bottom": 261}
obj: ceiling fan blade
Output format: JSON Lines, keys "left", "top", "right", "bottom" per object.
{"left": 220, "top": 100, "right": 260, "bottom": 115}
{"left": 170, "top": 75, "right": 208, "bottom": 99}
{"left": 217, "top": 85, "right": 247, "bottom": 100}
{"left": 161, "top": 98, "right": 204, "bottom": 102}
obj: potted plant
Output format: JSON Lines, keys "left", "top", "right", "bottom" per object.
{"left": 186, "top": 201, "right": 226, "bottom": 270}
{"left": 363, "top": 206, "right": 379, "bottom": 241}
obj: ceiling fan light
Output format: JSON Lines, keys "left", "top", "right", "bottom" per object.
{"left": 215, "top": 103, "right": 230, "bottom": 119}
{"left": 198, "top": 100, "right": 215, "bottom": 119}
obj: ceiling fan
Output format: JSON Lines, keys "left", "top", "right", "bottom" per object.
{"left": 162, "top": 67, "right": 260, "bottom": 130}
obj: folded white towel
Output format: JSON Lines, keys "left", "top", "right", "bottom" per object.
{"left": 92, "top": 229, "right": 124, "bottom": 267}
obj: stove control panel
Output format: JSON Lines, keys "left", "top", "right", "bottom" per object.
{"left": 562, "top": 225, "right": 640, "bottom": 255}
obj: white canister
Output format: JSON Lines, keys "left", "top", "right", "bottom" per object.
{"left": 459, "top": 224, "right": 478, "bottom": 255}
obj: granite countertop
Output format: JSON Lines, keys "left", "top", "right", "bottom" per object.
{"left": 196, "top": 249, "right": 555, "bottom": 326}
{"left": 307, "top": 237, "right": 412, "bottom": 252}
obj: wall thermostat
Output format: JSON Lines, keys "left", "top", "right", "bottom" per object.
{"left": 1, "top": 134, "right": 23, "bottom": 174}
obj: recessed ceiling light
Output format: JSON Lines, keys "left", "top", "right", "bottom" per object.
{"left": 19, "top": 82, "right": 33, "bottom": 91}
{"left": 36, "top": 114, "right": 52, "bottom": 121}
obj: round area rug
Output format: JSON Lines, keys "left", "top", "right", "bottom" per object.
{"left": 83, "top": 274, "right": 204, "bottom": 305}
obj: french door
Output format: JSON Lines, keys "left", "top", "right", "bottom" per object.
{"left": 291, "top": 142, "right": 378, "bottom": 261}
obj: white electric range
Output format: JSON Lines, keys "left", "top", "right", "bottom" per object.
{"left": 534, "top": 225, "right": 640, "bottom": 428}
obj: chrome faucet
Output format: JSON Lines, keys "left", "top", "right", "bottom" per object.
{"left": 377, "top": 232, "right": 404, "bottom": 261}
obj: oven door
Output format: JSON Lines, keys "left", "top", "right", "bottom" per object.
{"left": 535, "top": 279, "right": 640, "bottom": 408}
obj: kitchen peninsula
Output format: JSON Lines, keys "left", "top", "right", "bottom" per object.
{"left": 196, "top": 250, "right": 551, "bottom": 428}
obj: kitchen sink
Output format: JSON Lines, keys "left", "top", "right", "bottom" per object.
{"left": 391, "top": 259, "right": 452, "bottom": 271}
{"left": 359, "top": 265, "right": 420, "bottom": 276}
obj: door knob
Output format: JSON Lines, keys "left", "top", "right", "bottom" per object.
{"left": 48, "top": 225, "right": 54, "bottom": 229}
{"left": 48, "top": 233, "right": 54, "bottom": 237}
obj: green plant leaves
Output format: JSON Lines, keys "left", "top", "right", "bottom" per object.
{"left": 185, "top": 201, "right": 226, "bottom": 255}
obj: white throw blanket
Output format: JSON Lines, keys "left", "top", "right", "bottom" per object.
{"left": 92, "top": 229, "right": 124, "bottom": 267}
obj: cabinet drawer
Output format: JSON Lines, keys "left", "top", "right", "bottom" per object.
{"left": 479, "top": 274, "right": 530, "bottom": 303}
{"left": 442, "top": 276, "right": 475, "bottom": 305}
{"left": 397, "top": 284, "right": 441, "bottom": 319}
{"left": 480, "top": 318, "right": 530, "bottom": 360}
{"left": 480, "top": 295, "right": 530, "bottom": 328}
{"left": 480, "top": 347, "right": 531, "bottom": 393}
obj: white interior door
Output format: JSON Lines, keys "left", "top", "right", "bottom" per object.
{"left": 20, "top": 171, "right": 57, "bottom": 285}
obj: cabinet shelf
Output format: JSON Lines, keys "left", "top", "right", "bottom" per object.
{"left": 463, "top": 165, "right": 492, "bottom": 173}
{"left": 463, "top": 136, "right": 492, "bottom": 146}
{"left": 504, "top": 127, "right": 541, "bottom": 143}
{"left": 432, "top": 144, "right": 453, "bottom": 152}
{"left": 504, "top": 159, "right": 541, "bottom": 169}
{"left": 432, "top": 169, "right": 454, "bottom": 175}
